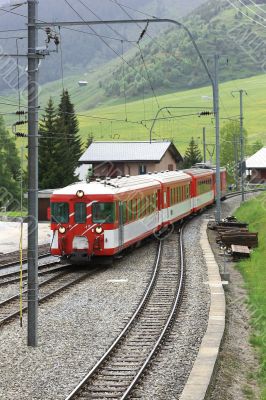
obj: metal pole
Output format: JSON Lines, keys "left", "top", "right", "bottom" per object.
{"left": 240, "top": 90, "right": 245, "bottom": 202}
{"left": 214, "top": 54, "right": 221, "bottom": 223}
{"left": 203, "top": 127, "right": 206, "bottom": 163}
{"left": 234, "top": 138, "right": 239, "bottom": 190}
{"left": 27, "top": 0, "right": 39, "bottom": 347}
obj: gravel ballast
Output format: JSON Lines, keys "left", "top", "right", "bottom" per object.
{"left": 128, "top": 193, "right": 260, "bottom": 399}
{"left": 0, "top": 194, "right": 260, "bottom": 400}
{"left": 0, "top": 241, "right": 156, "bottom": 400}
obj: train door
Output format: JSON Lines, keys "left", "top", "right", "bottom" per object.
{"left": 118, "top": 201, "right": 124, "bottom": 250}
{"left": 163, "top": 188, "right": 169, "bottom": 223}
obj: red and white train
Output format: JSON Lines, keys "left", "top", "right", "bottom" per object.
{"left": 49, "top": 167, "right": 226, "bottom": 262}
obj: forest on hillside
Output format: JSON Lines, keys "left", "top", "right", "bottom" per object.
{"left": 101, "top": 0, "right": 266, "bottom": 98}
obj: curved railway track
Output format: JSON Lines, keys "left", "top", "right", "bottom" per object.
{"left": 65, "top": 225, "right": 185, "bottom": 400}
{"left": 0, "top": 266, "right": 93, "bottom": 327}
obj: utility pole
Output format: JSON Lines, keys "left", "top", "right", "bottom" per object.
{"left": 232, "top": 89, "right": 247, "bottom": 202}
{"left": 234, "top": 137, "right": 239, "bottom": 190}
{"left": 27, "top": 0, "right": 39, "bottom": 347}
{"left": 214, "top": 54, "right": 221, "bottom": 223}
{"left": 203, "top": 127, "right": 206, "bottom": 163}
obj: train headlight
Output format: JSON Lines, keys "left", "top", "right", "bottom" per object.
{"left": 59, "top": 226, "right": 66, "bottom": 234}
{"left": 76, "top": 190, "right": 84, "bottom": 198}
{"left": 95, "top": 226, "right": 103, "bottom": 234}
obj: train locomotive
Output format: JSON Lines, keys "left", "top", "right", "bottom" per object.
{"left": 49, "top": 168, "right": 226, "bottom": 262}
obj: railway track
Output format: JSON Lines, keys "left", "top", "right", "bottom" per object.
{"left": 0, "top": 243, "right": 50, "bottom": 270}
{"left": 65, "top": 225, "right": 185, "bottom": 400}
{"left": 0, "top": 260, "right": 65, "bottom": 287}
{"left": 225, "top": 188, "right": 266, "bottom": 200}
{"left": 0, "top": 266, "right": 92, "bottom": 327}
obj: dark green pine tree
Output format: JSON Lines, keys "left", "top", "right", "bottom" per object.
{"left": 55, "top": 89, "right": 82, "bottom": 186}
{"left": 0, "top": 116, "right": 21, "bottom": 207}
{"left": 39, "top": 97, "right": 60, "bottom": 189}
{"left": 183, "top": 137, "right": 202, "bottom": 168}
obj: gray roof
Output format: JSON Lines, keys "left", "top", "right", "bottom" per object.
{"left": 246, "top": 147, "right": 266, "bottom": 169}
{"left": 79, "top": 141, "right": 182, "bottom": 163}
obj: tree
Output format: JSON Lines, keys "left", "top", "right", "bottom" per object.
{"left": 55, "top": 90, "right": 83, "bottom": 187}
{"left": 183, "top": 137, "right": 202, "bottom": 168}
{"left": 39, "top": 98, "right": 60, "bottom": 189}
{"left": 248, "top": 140, "right": 264, "bottom": 156}
{"left": 0, "top": 116, "right": 21, "bottom": 208}
{"left": 220, "top": 121, "right": 248, "bottom": 182}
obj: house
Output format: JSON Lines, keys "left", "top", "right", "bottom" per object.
{"left": 78, "top": 141, "right": 183, "bottom": 179}
{"left": 246, "top": 147, "right": 266, "bottom": 183}
{"left": 24, "top": 189, "right": 55, "bottom": 222}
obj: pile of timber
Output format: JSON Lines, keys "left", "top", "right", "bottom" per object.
{"left": 208, "top": 218, "right": 258, "bottom": 249}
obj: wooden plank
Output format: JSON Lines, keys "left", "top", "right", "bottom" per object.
{"left": 231, "top": 245, "right": 250, "bottom": 254}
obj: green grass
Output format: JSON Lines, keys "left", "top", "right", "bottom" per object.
{"left": 234, "top": 193, "right": 266, "bottom": 400}
{"left": 76, "top": 73, "right": 266, "bottom": 154}
{"left": 3, "top": 71, "right": 266, "bottom": 155}
{"left": 0, "top": 211, "right": 27, "bottom": 218}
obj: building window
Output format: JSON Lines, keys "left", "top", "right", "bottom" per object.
{"left": 168, "top": 164, "right": 173, "bottom": 171}
{"left": 139, "top": 165, "right": 147, "bottom": 175}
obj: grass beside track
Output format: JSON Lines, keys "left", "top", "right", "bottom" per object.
{"left": 234, "top": 193, "right": 266, "bottom": 400}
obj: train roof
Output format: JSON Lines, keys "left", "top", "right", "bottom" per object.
{"left": 183, "top": 168, "right": 214, "bottom": 178}
{"left": 147, "top": 170, "right": 191, "bottom": 184}
{"left": 52, "top": 171, "right": 192, "bottom": 197}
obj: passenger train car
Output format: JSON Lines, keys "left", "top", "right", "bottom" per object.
{"left": 49, "top": 168, "right": 226, "bottom": 262}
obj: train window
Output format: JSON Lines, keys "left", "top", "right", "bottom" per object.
{"left": 122, "top": 202, "right": 127, "bottom": 224}
{"left": 75, "top": 203, "right": 86, "bottom": 223}
{"left": 128, "top": 200, "right": 132, "bottom": 221}
{"left": 154, "top": 193, "right": 158, "bottom": 210}
{"left": 149, "top": 194, "right": 153, "bottom": 214}
{"left": 137, "top": 198, "right": 142, "bottom": 219}
{"left": 142, "top": 198, "right": 146, "bottom": 217}
{"left": 92, "top": 202, "right": 116, "bottom": 223}
{"left": 132, "top": 199, "right": 137, "bottom": 220}
{"left": 51, "top": 202, "right": 69, "bottom": 224}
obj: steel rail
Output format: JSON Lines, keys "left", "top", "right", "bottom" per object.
{"left": 0, "top": 267, "right": 93, "bottom": 326}
{"left": 64, "top": 240, "right": 163, "bottom": 400}
{"left": 120, "top": 224, "right": 185, "bottom": 399}
{"left": 0, "top": 246, "right": 50, "bottom": 270}
{"left": 65, "top": 226, "right": 185, "bottom": 400}
{"left": 0, "top": 261, "right": 67, "bottom": 287}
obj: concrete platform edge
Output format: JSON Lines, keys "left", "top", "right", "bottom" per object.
{"left": 179, "top": 219, "right": 225, "bottom": 400}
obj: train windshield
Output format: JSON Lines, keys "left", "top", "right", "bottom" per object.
{"left": 75, "top": 202, "right": 86, "bottom": 223}
{"left": 92, "top": 202, "right": 116, "bottom": 223}
{"left": 51, "top": 202, "right": 69, "bottom": 224}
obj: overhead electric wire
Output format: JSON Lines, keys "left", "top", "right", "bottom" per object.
{"left": 247, "top": 0, "right": 266, "bottom": 15}
{"left": 137, "top": 43, "right": 161, "bottom": 111}
{"left": 226, "top": 0, "right": 266, "bottom": 27}
{"left": 121, "top": 40, "right": 128, "bottom": 121}
{"left": 235, "top": 0, "right": 266, "bottom": 20}
{"left": 61, "top": 25, "right": 135, "bottom": 43}
{"left": 64, "top": 0, "right": 140, "bottom": 73}
{"left": 58, "top": 27, "right": 65, "bottom": 90}
{"left": 77, "top": 0, "right": 126, "bottom": 41}
{"left": 108, "top": 0, "right": 157, "bottom": 19}
{"left": 63, "top": 0, "right": 164, "bottom": 109}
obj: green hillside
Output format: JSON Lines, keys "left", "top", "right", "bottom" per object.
{"left": 5, "top": 73, "right": 266, "bottom": 156}
{"left": 76, "top": 73, "right": 266, "bottom": 155}
{"left": 101, "top": 0, "right": 266, "bottom": 99}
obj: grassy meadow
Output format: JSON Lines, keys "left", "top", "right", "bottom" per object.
{"left": 3, "top": 72, "right": 266, "bottom": 156}
{"left": 234, "top": 194, "right": 266, "bottom": 400}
